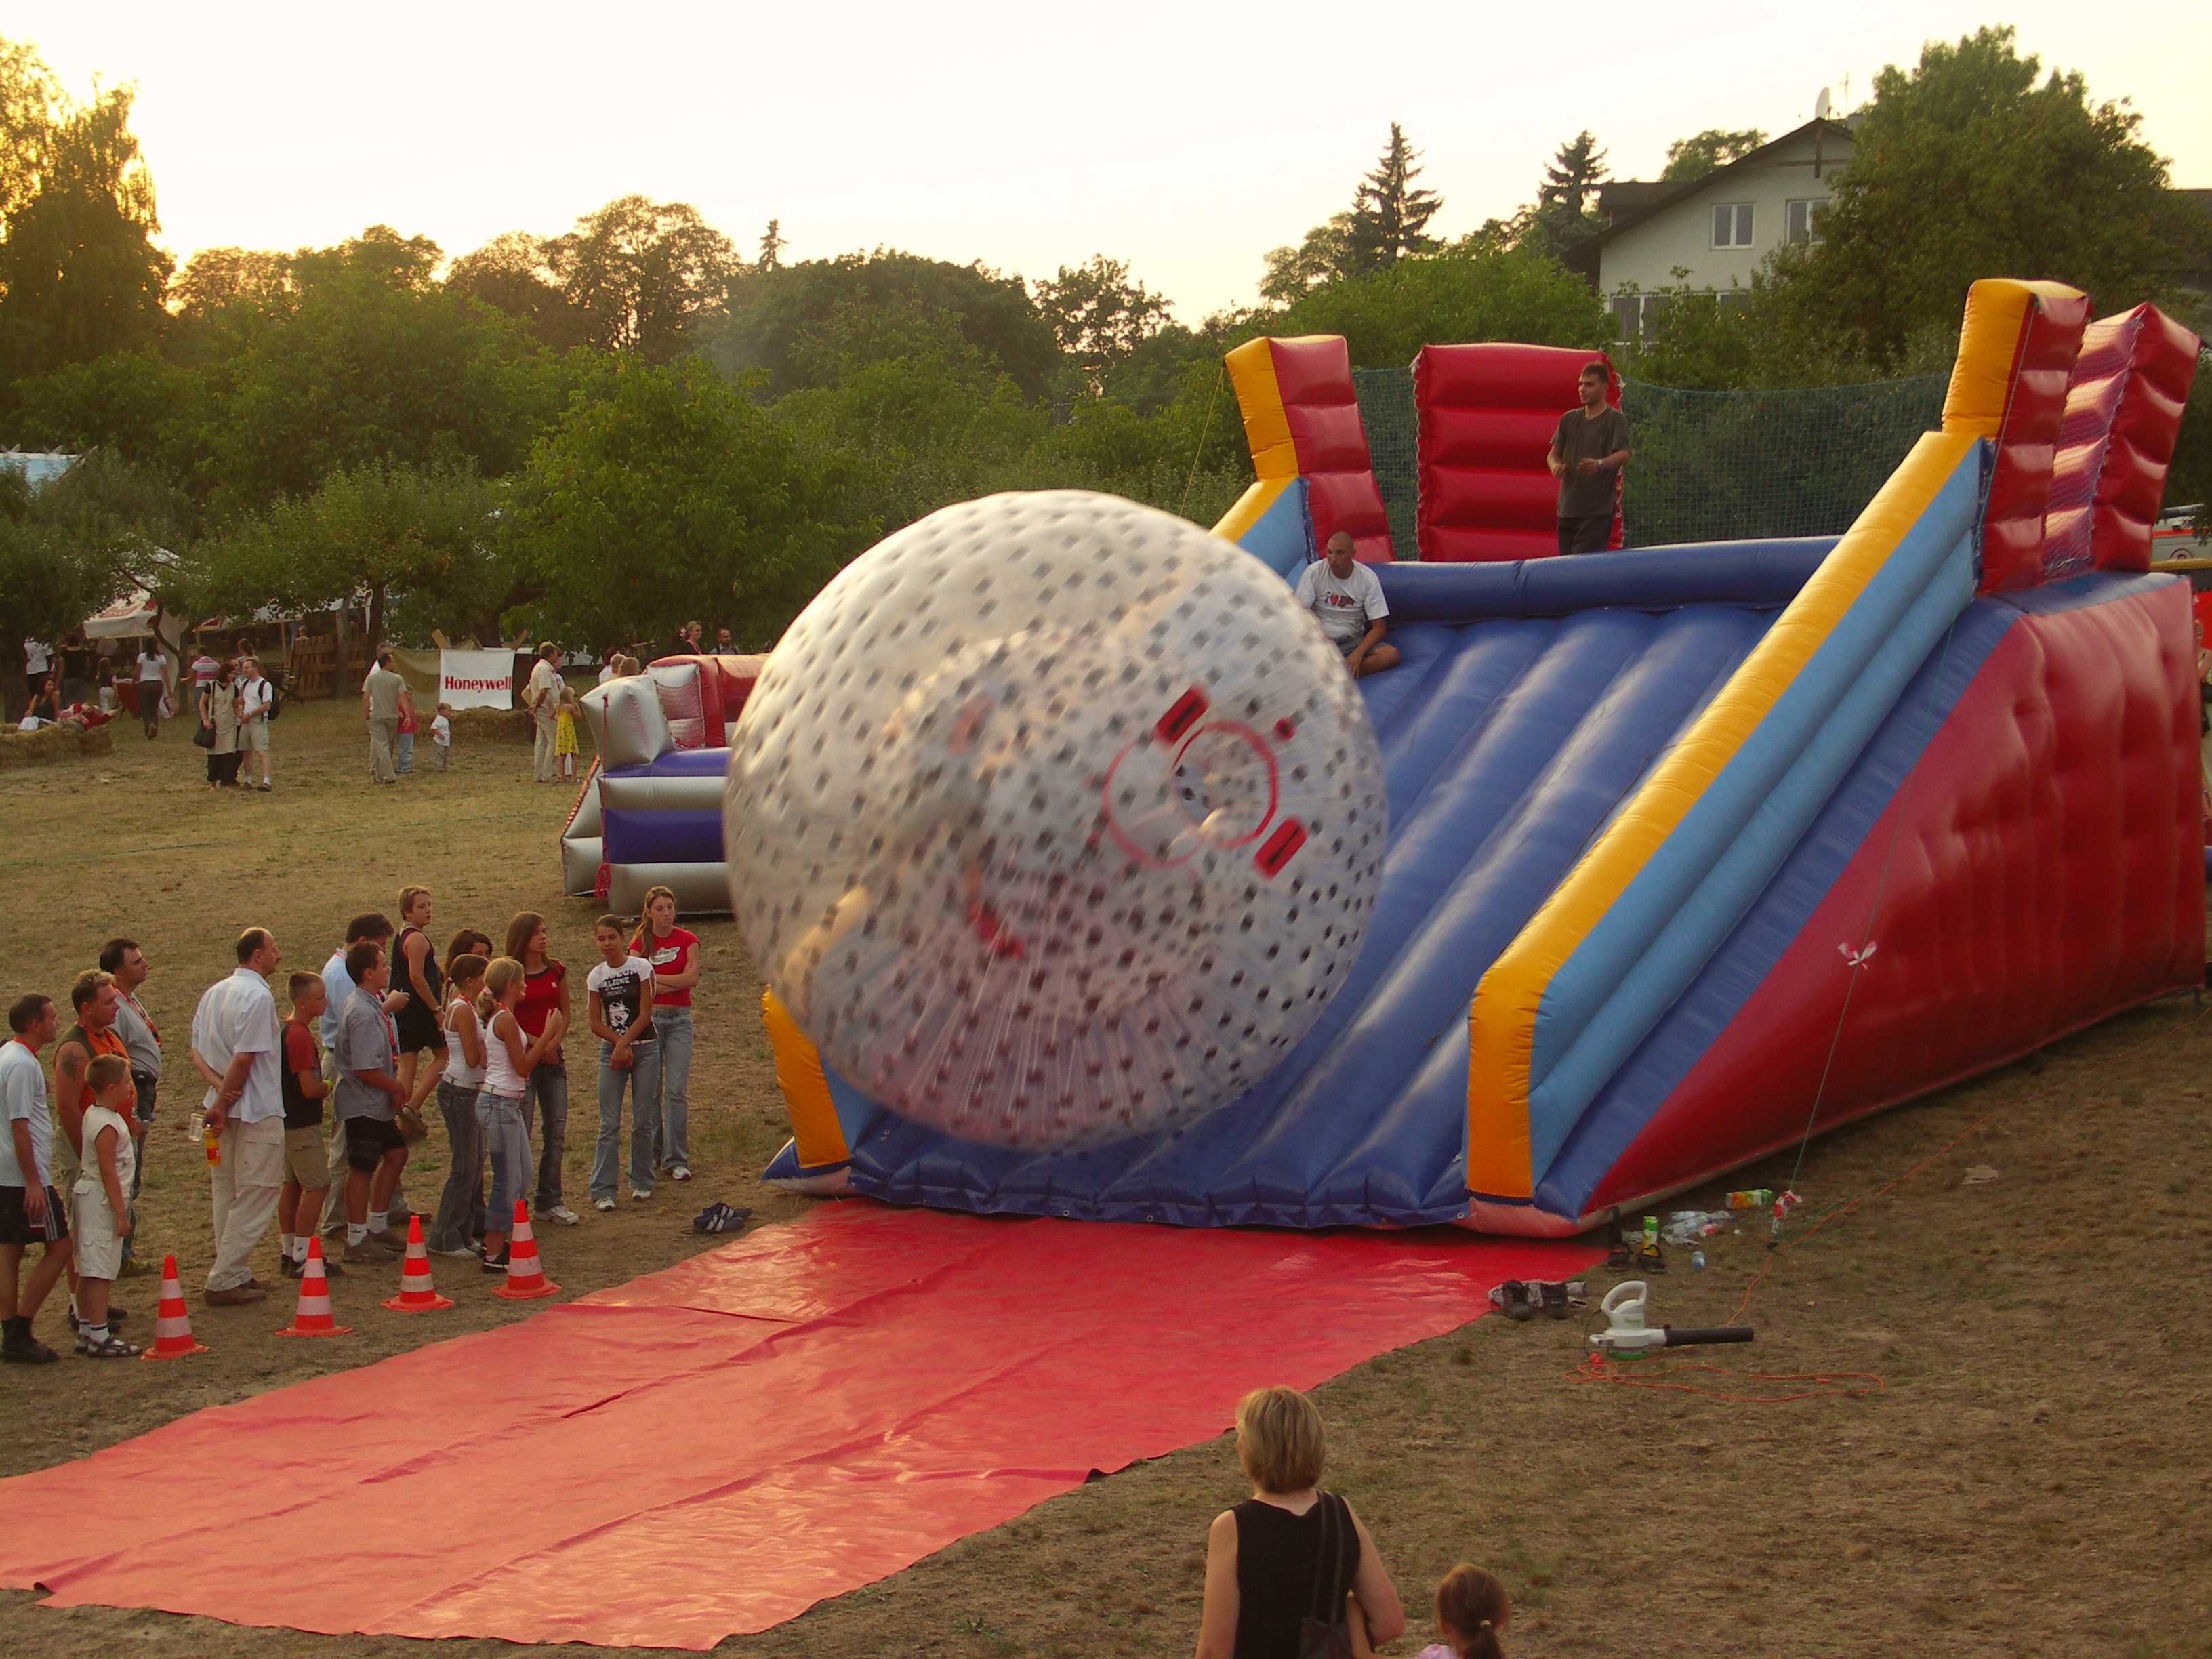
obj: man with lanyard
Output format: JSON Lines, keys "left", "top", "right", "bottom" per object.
{"left": 190, "top": 929, "right": 285, "bottom": 1306}
{"left": 332, "top": 941, "right": 410, "bottom": 1263}
{"left": 525, "top": 644, "right": 565, "bottom": 784}
{"left": 100, "top": 938, "right": 162, "bottom": 1269}
{"left": 1547, "top": 360, "right": 1633, "bottom": 556}
{"left": 1, "top": 994, "right": 70, "bottom": 1364}
{"left": 236, "top": 656, "right": 275, "bottom": 791}
{"left": 314, "top": 914, "right": 413, "bottom": 1240}
{"left": 52, "top": 970, "right": 136, "bottom": 1338}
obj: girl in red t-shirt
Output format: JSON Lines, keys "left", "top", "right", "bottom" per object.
{"left": 632, "top": 886, "right": 701, "bottom": 1180}
{"left": 501, "top": 911, "right": 576, "bottom": 1225}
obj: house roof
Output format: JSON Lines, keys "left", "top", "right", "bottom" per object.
{"left": 1563, "top": 118, "right": 1856, "bottom": 277}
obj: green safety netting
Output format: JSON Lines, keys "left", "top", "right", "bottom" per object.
{"left": 1349, "top": 367, "right": 1949, "bottom": 556}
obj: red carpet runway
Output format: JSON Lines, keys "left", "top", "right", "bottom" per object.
{"left": 0, "top": 1205, "right": 1595, "bottom": 1648}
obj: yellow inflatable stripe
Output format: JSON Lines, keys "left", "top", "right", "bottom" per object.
{"left": 1941, "top": 277, "right": 2088, "bottom": 437}
{"left": 1225, "top": 337, "right": 1298, "bottom": 482}
{"left": 1213, "top": 474, "right": 1294, "bottom": 544}
{"left": 1463, "top": 429, "right": 1981, "bottom": 1198}
{"left": 761, "top": 987, "right": 847, "bottom": 1169}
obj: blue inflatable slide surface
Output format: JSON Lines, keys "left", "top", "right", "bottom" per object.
{"left": 807, "top": 541, "right": 1837, "bottom": 1227}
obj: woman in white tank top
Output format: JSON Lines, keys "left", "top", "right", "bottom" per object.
{"left": 476, "top": 957, "right": 565, "bottom": 1269}
{"left": 426, "top": 956, "right": 491, "bottom": 1256}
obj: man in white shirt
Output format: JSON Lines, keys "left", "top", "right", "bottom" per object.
{"left": 236, "top": 657, "right": 275, "bottom": 790}
{"left": 1, "top": 994, "right": 69, "bottom": 1364}
{"left": 525, "top": 644, "right": 564, "bottom": 783}
{"left": 190, "top": 929, "right": 285, "bottom": 1303}
{"left": 1293, "top": 532, "right": 1400, "bottom": 678}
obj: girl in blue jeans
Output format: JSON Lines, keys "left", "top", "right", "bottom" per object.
{"left": 632, "top": 886, "right": 701, "bottom": 1181}
{"left": 475, "top": 958, "right": 565, "bottom": 1272}
{"left": 586, "top": 917, "right": 658, "bottom": 1210}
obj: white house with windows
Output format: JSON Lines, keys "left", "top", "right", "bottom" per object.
{"left": 1565, "top": 118, "right": 1856, "bottom": 338}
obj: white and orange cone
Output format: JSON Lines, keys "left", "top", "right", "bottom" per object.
{"left": 141, "top": 1253, "right": 210, "bottom": 1361}
{"left": 382, "top": 1215, "right": 453, "bottom": 1313}
{"left": 278, "top": 1237, "right": 353, "bottom": 1338}
{"left": 493, "top": 1200, "right": 560, "bottom": 1300}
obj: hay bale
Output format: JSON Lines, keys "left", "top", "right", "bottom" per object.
{"left": 75, "top": 723, "right": 114, "bottom": 758}
{"left": 0, "top": 721, "right": 119, "bottom": 766}
{"left": 448, "top": 706, "right": 535, "bottom": 745}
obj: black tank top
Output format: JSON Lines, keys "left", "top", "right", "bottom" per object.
{"left": 395, "top": 926, "right": 443, "bottom": 1012}
{"left": 1231, "top": 1494, "right": 1357, "bottom": 1659}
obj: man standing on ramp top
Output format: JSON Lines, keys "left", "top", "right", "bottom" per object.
{"left": 1547, "top": 360, "right": 1632, "bottom": 556}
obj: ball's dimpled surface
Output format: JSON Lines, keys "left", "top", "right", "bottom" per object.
{"left": 725, "top": 490, "right": 1385, "bottom": 1149}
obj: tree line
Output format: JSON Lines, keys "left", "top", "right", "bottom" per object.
{"left": 1, "top": 24, "right": 2205, "bottom": 702}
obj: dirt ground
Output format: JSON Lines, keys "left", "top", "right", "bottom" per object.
{"left": 1, "top": 696, "right": 2208, "bottom": 1658}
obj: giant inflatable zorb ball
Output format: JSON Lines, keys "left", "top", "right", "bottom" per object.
{"left": 725, "top": 491, "right": 1386, "bottom": 1150}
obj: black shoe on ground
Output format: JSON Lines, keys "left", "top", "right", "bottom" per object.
{"left": 1, "top": 1324, "right": 59, "bottom": 1364}
{"left": 481, "top": 1250, "right": 511, "bottom": 1275}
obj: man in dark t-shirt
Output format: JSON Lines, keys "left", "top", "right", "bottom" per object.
{"left": 1549, "top": 361, "right": 1632, "bottom": 555}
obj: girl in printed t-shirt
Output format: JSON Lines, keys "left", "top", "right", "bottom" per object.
{"left": 585, "top": 916, "right": 657, "bottom": 1211}
{"left": 630, "top": 886, "right": 700, "bottom": 1182}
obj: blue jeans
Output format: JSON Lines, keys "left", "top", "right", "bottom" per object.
{"left": 591, "top": 1039, "right": 661, "bottom": 1200}
{"left": 430, "top": 1079, "right": 486, "bottom": 1251}
{"left": 652, "top": 1005, "right": 693, "bottom": 1170}
{"left": 522, "top": 1063, "right": 569, "bottom": 1210}
{"left": 125, "top": 1073, "right": 156, "bottom": 1263}
{"left": 396, "top": 731, "right": 415, "bottom": 773}
{"left": 476, "top": 1089, "right": 530, "bottom": 1229}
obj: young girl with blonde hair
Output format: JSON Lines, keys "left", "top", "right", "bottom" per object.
{"left": 474, "top": 956, "right": 565, "bottom": 1272}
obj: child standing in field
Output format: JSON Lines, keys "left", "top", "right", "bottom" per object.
{"left": 430, "top": 703, "right": 452, "bottom": 771}
{"left": 632, "top": 886, "right": 700, "bottom": 1182}
{"left": 554, "top": 684, "right": 579, "bottom": 780}
{"left": 428, "top": 954, "right": 488, "bottom": 1258}
{"left": 71, "top": 1056, "right": 140, "bottom": 1357}
{"left": 476, "top": 958, "right": 564, "bottom": 1272}
{"left": 396, "top": 683, "right": 419, "bottom": 776}
{"left": 276, "top": 973, "right": 333, "bottom": 1277}
{"left": 586, "top": 916, "right": 657, "bottom": 1210}
{"left": 1412, "top": 1565, "right": 1510, "bottom": 1659}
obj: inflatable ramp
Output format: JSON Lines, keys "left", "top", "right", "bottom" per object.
{"left": 763, "top": 281, "right": 2203, "bottom": 1233}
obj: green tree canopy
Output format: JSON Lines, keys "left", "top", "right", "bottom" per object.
{"left": 1267, "top": 243, "right": 1612, "bottom": 369}
{"left": 1660, "top": 128, "right": 1768, "bottom": 182}
{"left": 0, "top": 76, "right": 169, "bottom": 379}
{"left": 445, "top": 230, "right": 588, "bottom": 350}
{"left": 1032, "top": 254, "right": 1172, "bottom": 393}
{"left": 544, "top": 195, "right": 742, "bottom": 361}
{"left": 716, "top": 249, "right": 1061, "bottom": 399}
{"left": 203, "top": 459, "right": 504, "bottom": 647}
{"left": 1346, "top": 123, "right": 1444, "bottom": 272}
{"left": 505, "top": 357, "right": 862, "bottom": 649}
{"left": 1803, "top": 26, "right": 2184, "bottom": 363}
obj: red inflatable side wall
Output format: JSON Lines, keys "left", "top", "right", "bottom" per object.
{"left": 1414, "top": 345, "right": 1619, "bottom": 562}
{"left": 1591, "top": 579, "right": 2204, "bottom": 1212}
{"left": 1267, "top": 337, "right": 1393, "bottom": 564}
{"left": 2046, "top": 306, "right": 2203, "bottom": 579}
{"left": 1978, "top": 289, "right": 2091, "bottom": 593}
{"left": 647, "top": 653, "right": 768, "bottom": 740}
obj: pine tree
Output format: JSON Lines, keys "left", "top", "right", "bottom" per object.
{"left": 758, "top": 218, "right": 785, "bottom": 272}
{"left": 1539, "top": 131, "right": 1609, "bottom": 214}
{"left": 1345, "top": 123, "right": 1443, "bottom": 272}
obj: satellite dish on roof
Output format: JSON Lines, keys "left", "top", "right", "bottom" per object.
{"left": 1814, "top": 87, "right": 1832, "bottom": 119}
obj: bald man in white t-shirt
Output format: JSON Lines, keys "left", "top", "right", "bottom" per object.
{"left": 1293, "top": 533, "right": 1399, "bottom": 678}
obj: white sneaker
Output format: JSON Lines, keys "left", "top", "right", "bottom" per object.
{"left": 669, "top": 1164, "right": 691, "bottom": 1182}
{"left": 592, "top": 1196, "right": 615, "bottom": 1212}
{"left": 629, "top": 1187, "right": 651, "bottom": 1202}
{"left": 539, "top": 1204, "right": 581, "bottom": 1226}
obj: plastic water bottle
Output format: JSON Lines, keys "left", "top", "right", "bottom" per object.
{"left": 1690, "top": 1248, "right": 1706, "bottom": 1271}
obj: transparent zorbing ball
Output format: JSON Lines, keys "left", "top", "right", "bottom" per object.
{"left": 725, "top": 490, "right": 1385, "bottom": 1150}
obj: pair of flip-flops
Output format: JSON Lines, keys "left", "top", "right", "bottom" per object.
{"left": 1489, "top": 1279, "right": 1587, "bottom": 1322}
{"left": 691, "top": 1202, "right": 754, "bottom": 1235}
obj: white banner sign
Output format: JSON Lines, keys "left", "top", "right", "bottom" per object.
{"left": 440, "top": 649, "right": 514, "bottom": 711}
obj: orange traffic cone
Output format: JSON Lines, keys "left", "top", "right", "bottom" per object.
{"left": 493, "top": 1201, "right": 560, "bottom": 1300}
{"left": 382, "top": 1215, "right": 453, "bottom": 1313}
{"left": 140, "top": 1254, "right": 210, "bottom": 1361}
{"left": 278, "top": 1237, "right": 352, "bottom": 1338}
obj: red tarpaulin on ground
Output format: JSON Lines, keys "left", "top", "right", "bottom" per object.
{"left": 0, "top": 1206, "right": 1595, "bottom": 1649}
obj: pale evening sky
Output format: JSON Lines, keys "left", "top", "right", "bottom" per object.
{"left": 14, "top": 0, "right": 2209, "bottom": 321}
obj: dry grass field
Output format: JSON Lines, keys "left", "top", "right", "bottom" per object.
{"left": 0, "top": 695, "right": 2207, "bottom": 1658}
